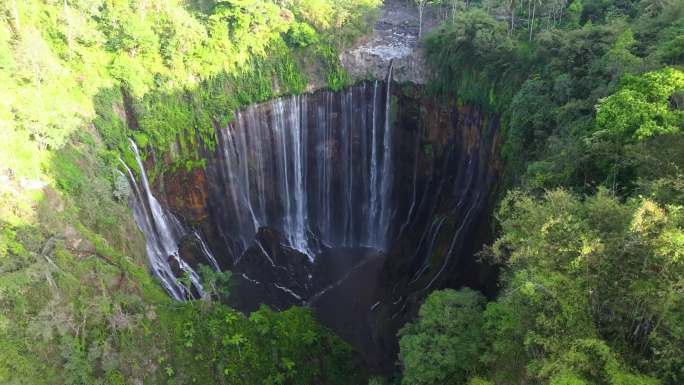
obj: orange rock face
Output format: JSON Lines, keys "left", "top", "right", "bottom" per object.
{"left": 163, "top": 167, "right": 209, "bottom": 223}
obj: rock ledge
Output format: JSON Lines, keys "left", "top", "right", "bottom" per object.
{"left": 340, "top": 0, "right": 438, "bottom": 84}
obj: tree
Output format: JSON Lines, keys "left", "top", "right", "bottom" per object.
{"left": 507, "top": 0, "right": 517, "bottom": 35}
{"left": 285, "top": 22, "right": 320, "bottom": 47}
{"left": 416, "top": 0, "right": 439, "bottom": 38}
{"left": 482, "top": 189, "right": 684, "bottom": 384}
{"left": 198, "top": 264, "right": 232, "bottom": 303}
{"left": 596, "top": 67, "right": 684, "bottom": 140}
{"left": 505, "top": 77, "right": 556, "bottom": 173}
{"left": 543, "top": 339, "right": 660, "bottom": 385}
{"left": 423, "top": 8, "right": 515, "bottom": 107}
{"left": 398, "top": 288, "right": 485, "bottom": 385}
{"left": 433, "top": 0, "right": 468, "bottom": 22}
{"left": 566, "top": 0, "right": 582, "bottom": 26}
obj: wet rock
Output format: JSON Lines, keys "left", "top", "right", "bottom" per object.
{"left": 340, "top": 0, "right": 440, "bottom": 84}
{"left": 178, "top": 233, "right": 211, "bottom": 269}
{"left": 167, "top": 254, "right": 183, "bottom": 278}
{"left": 229, "top": 227, "right": 314, "bottom": 311}
{"left": 162, "top": 167, "right": 209, "bottom": 223}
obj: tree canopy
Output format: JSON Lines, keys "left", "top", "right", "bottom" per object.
{"left": 395, "top": 0, "right": 684, "bottom": 384}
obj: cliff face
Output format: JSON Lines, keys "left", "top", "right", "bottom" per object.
{"left": 163, "top": 167, "right": 210, "bottom": 223}
{"left": 340, "top": 1, "right": 439, "bottom": 84}
{"left": 155, "top": 82, "right": 501, "bottom": 373}
{"left": 385, "top": 90, "right": 502, "bottom": 295}
{"left": 365, "top": 91, "right": 501, "bottom": 371}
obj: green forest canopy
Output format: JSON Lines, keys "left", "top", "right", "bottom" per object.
{"left": 397, "top": 0, "right": 683, "bottom": 384}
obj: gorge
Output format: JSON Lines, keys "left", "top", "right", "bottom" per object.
{"left": 4, "top": 0, "right": 682, "bottom": 383}
{"left": 126, "top": 63, "right": 501, "bottom": 371}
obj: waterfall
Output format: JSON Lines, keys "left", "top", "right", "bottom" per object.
{"left": 122, "top": 139, "right": 218, "bottom": 300}
{"left": 210, "top": 75, "right": 396, "bottom": 261}
{"left": 378, "top": 61, "right": 394, "bottom": 249}
{"left": 368, "top": 80, "right": 380, "bottom": 247}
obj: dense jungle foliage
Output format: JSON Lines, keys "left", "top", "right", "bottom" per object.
{"left": 0, "top": 0, "right": 379, "bottom": 383}
{"left": 1, "top": 0, "right": 683, "bottom": 384}
{"left": 394, "top": 0, "right": 684, "bottom": 384}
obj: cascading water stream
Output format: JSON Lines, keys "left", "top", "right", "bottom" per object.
{"left": 122, "top": 139, "right": 218, "bottom": 300}
{"left": 368, "top": 80, "right": 381, "bottom": 247}
{"left": 210, "top": 69, "right": 396, "bottom": 261}
{"left": 377, "top": 60, "right": 394, "bottom": 249}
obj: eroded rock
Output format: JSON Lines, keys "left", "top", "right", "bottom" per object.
{"left": 340, "top": 0, "right": 439, "bottom": 84}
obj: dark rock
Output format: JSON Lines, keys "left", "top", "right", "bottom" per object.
{"left": 167, "top": 254, "right": 183, "bottom": 278}
{"left": 178, "top": 233, "right": 211, "bottom": 269}
{"left": 229, "top": 227, "right": 314, "bottom": 311}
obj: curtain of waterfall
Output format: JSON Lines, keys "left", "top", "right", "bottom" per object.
{"left": 212, "top": 76, "right": 395, "bottom": 261}
{"left": 122, "top": 140, "right": 219, "bottom": 300}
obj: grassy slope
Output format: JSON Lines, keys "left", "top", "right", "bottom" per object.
{"left": 0, "top": 0, "right": 381, "bottom": 383}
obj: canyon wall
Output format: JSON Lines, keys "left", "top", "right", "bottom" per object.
{"left": 148, "top": 82, "right": 501, "bottom": 372}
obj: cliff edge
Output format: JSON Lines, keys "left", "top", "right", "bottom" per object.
{"left": 340, "top": 0, "right": 439, "bottom": 84}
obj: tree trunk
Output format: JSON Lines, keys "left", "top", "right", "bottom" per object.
{"left": 419, "top": 4, "right": 424, "bottom": 38}
{"left": 529, "top": 0, "right": 536, "bottom": 41}
{"left": 528, "top": 0, "right": 532, "bottom": 33}
{"left": 510, "top": 9, "right": 515, "bottom": 35}
{"left": 509, "top": 0, "right": 516, "bottom": 35}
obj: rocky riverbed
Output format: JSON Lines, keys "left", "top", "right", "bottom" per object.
{"left": 340, "top": 0, "right": 439, "bottom": 84}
